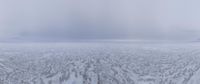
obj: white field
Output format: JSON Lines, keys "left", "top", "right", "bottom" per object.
{"left": 0, "top": 42, "right": 200, "bottom": 84}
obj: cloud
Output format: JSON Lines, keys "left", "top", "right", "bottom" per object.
{"left": 0, "top": 0, "right": 200, "bottom": 41}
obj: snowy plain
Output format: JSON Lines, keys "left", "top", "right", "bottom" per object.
{"left": 0, "top": 42, "right": 200, "bottom": 84}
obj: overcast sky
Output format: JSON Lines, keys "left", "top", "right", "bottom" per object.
{"left": 0, "top": 0, "right": 200, "bottom": 41}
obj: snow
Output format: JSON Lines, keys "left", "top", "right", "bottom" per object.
{"left": 0, "top": 42, "right": 200, "bottom": 84}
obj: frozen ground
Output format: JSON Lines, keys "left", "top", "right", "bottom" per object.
{"left": 0, "top": 42, "right": 200, "bottom": 84}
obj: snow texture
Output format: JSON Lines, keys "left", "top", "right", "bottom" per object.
{"left": 0, "top": 42, "right": 200, "bottom": 84}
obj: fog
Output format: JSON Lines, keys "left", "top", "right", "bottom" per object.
{"left": 0, "top": 0, "right": 200, "bottom": 42}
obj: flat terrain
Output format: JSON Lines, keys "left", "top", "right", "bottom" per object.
{"left": 0, "top": 42, "right": 200, "bottom": 84}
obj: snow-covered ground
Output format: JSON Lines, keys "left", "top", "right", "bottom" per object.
{"left": 0, "top": 42, "right": 200, "bottom": 84}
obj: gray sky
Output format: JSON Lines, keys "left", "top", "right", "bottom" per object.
{"left": 0, "top": 0, "right": 200, "bottom": 41}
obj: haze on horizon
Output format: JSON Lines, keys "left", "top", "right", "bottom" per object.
{"left": 0, "top": 0, "right": 200, "bottom": 42}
